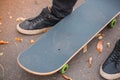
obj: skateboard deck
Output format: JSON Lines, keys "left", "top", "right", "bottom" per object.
{"left": 17, "top": 0, "right": 120, "bottom": 76}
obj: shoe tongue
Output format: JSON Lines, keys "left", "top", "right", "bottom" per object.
{"left": 40, "top": 7, "right": 51, "bottom": 17}
{"left": 29, "top": 7, "right": 51, "bottom": 23}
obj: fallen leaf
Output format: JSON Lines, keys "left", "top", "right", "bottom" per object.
{"left": 88, "top": 57, "right": 92, "bottom": 67}
{"left": 15, "top": 37, "right": 23, "bottom": 42}
{"left": 16, "top": 17, "right": 26, "bottom": 22}
{"left": 96, "top": 33, "right": 105, "bottom": 40}
{"left": 0, "top": 22, "right": 2, "bottom": 25}
{"left": 9, "top": 16, "right": 13, "bottom": 19}
{"left": 83, "top": 45, "right": 88, "bottom": 53}
{"left": 96, "top": 33, "right": 101, "bottom": 38}
{"left": 62, "top": 74, "right": 72, "bottom": 80}
{"left": 0, "top": 52, "right": 3, "bottom": 56}
{"left": 30, "top": 39, "right": 35, "bottom": 44}
{"left": 0, "top": 16, "right": 2, "bottom": 20}
{"left": 98, "top": 36, "right": 103, "bottom": 40}
{"left": 0, "top": 40, "right": 9, "bottom": 44}
{"left": 97, "top": 40, "right": 103, "bottom": 53}
{"left": 107, "top": 42, "right": 110, "bottom": 48}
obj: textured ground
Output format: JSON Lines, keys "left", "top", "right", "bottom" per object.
{"left": 0, "top": 0, "right": 120, "bottom": 80}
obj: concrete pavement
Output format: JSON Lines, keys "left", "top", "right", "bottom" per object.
{"left": 0, "top": 0, "right": 120, "bottom": 80}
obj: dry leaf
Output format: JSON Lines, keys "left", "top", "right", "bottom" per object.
{"left": 0, "top": 52, "right": 3, "bottom": 56}
{"left": 0, "top": 40, "right": 9, "bottom": 44}
{"left": 96, "top": 33, "right": 105, "bottom": 40}
{"left": 0, "top": 22, "right": 2, "bottom": 25}
{"left": 97, "top": 40, "right": 103, "bottom": 53}
{"left": 15, "top": 37, "right": 23, "bottom": 42}
{"left": 16, "top": 17, "right": 26, "bottom": 22}
{"left": 30, "top": 39, "right": 35, "bottom": 44}
{"left": 0, "top": 16, "right": 2, "bottom": 20}
{"left": 107, "top": 42, "right": 110, "bottom": 48}
{"left": 9, "top": 16, "right": 13, "bottom": 19}
{"left": 98, "top": 36, "right": 103, "bottom": 40}
{"left": 96, "top": 33, "right": 101, "bottom": 38}
{"left": 88, "top": 57, "right": 92, "bottom": 67}
{"left": 62, "top": 74, "right": 72, "bottom": 80}
{"left": 83, "top": 45, "right": 88, "bottom": 53}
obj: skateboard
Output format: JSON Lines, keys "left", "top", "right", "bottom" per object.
{"left": 0, "top": 64, "right": 4, "bottom": 80}
{"left": 17, "top": 0, "right": 120, "bottom": 76}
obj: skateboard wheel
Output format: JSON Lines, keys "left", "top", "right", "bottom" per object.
{"left": 61, "top": 64, "right": 69, "bottom": 74}
{"left": 109, "top": 19, "right": 117, "bottom": 28}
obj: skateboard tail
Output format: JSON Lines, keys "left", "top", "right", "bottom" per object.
{"left": 17, "top": 55, "right": 66, "bottom": 75}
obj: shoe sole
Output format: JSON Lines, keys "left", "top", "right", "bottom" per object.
{"left": 100, "top": 65, "right": 120, "bottom": 79}
{"left": 17, "top": 24, "right": 52, "bottom": 35}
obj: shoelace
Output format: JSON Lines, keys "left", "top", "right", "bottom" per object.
{"left": 110, "top": 45, "right": 120, "bottom": 62}
{"left": 29, "top": 15, "right": 44, "bottom": 24}
{"left": 29, "top": 14, "right": 53, "bottom": 25}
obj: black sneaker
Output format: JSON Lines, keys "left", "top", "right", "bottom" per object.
{"left": 17, "top": 7, "right": 61, "bottom": 35}
{"left": 100, "top": 39, "right": 120, "bottom": 80}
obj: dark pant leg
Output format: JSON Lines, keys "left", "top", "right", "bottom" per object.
{"left": 51, "top": 0, "right": 77, "bottom": 18}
